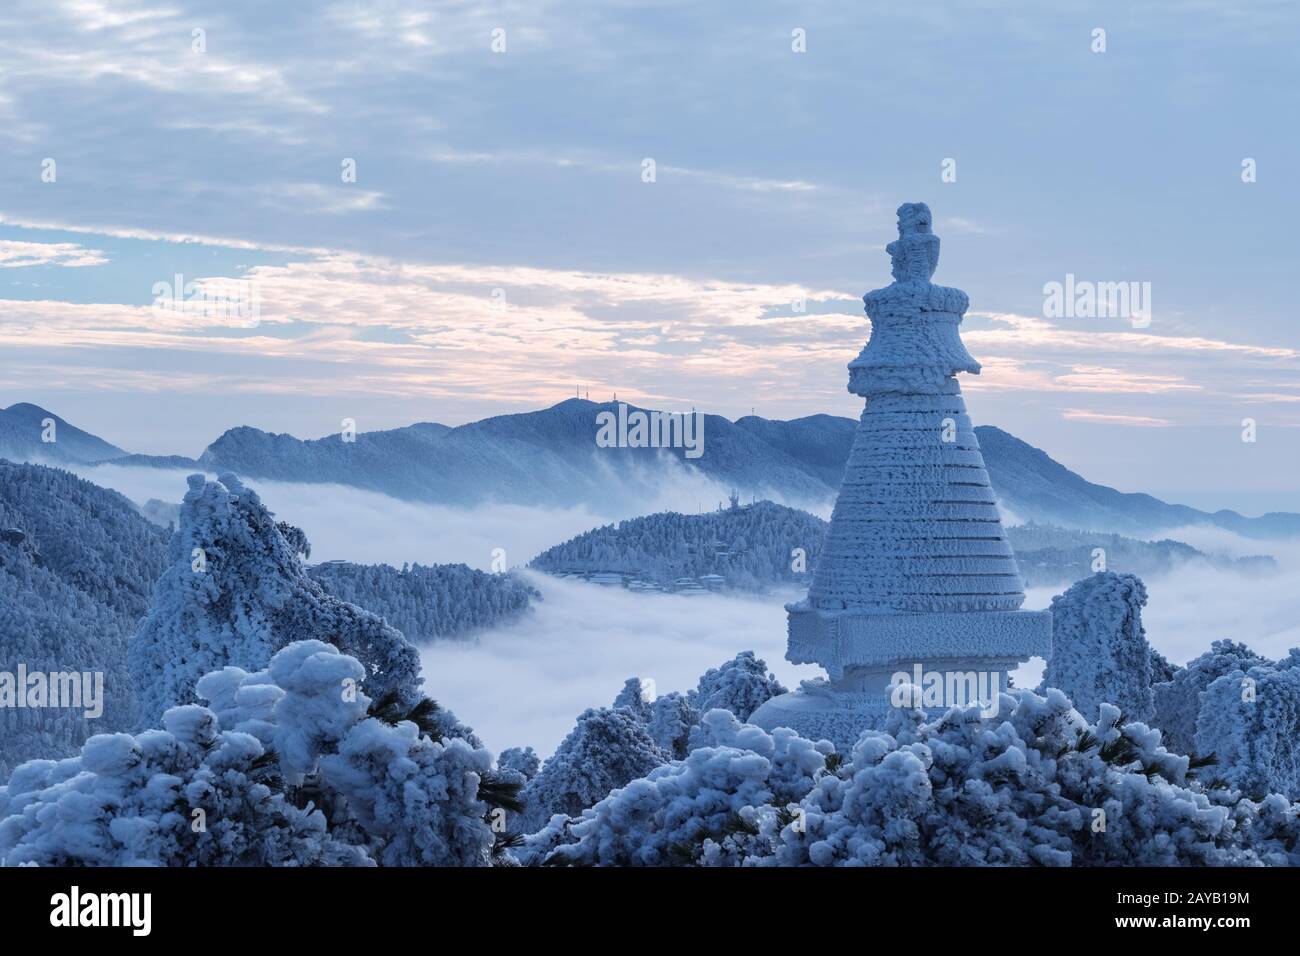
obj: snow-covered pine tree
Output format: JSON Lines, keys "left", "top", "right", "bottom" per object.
{"left": 1173, "top": 647, "right": 1300, "bottom": 800}
{"left": 129, "top": 474, "right": 422, "bottom": 726}
{"left": 609, "top": 675, "right": 699, "bottom": 759}
{"left": 689, "top": 650, "right": 787, "bottom": 723}
{"left": 1152, "top": 640, "right": 1268, "bottom": 756}
{"left": 1041, "top": 571, "right": 1154, "bottom": 722}
{"left": 520, "top": 707, "right": 667, "bottom": 831}
{"left": 612, "top": 676, "right": 653, "bottom": 720}
{"left": 498, "top": 746, "right": 540, "bottom": 781}
{"left": 646, "top": 692, "right": 699, "bottom": 759}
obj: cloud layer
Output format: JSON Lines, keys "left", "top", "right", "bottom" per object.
{"left": 65, "top": 462, "right": 1300, "bottom": 758}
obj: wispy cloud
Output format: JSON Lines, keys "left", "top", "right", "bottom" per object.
{"left": 0, "top": 239, "right": 108, "bottom": 268}
{"left": 426, "top": 146, "right": 819, "bottom": 195}
{"left": 973, "top": 313, "right": 1299, "bottom": 361}
{"left": 263, "top": 183, "right": 389, "bottom": 214}
{"left": 1, "top": 229, "right": 1297, "bottom": 435}
{"left": 1061, "top": 408, "right": 1173, "bottom": 427}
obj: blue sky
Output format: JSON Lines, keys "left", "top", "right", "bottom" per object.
{"left": 0, "top": 0, "right": 1297, "bottom": 512}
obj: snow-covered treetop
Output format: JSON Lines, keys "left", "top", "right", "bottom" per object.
{"left": 129, "top": 473, "right": 422, "bottom": 726}
{"left": 1044, "top": 571, "right": 1154, "bottom": 723}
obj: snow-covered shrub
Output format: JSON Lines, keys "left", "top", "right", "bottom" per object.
{"left": 193, "top": 665, "right": 282, "bottom": 748}
{"left": 536, "top": 688, "right": 1300, "bottom": 867}
{"left": 1193, "top": 658, "right": 1300, "bottom": 799}
{"left": 267, "top": 640, "right": 498, "bottom": 865}
{"left": 129, "top": 474, "right": 422, "bottom": 726}
{"left": 533, "top": 709, "right": 829, "bottom": 867}
{"left": 520, "top": 707, "right": 667, "bottom": 831}
{"left": 690, "top": 651, "right": 787, "bottom": 722}
{"left": 267, "top": 640, "right": 372, "bottom": 783}
{"left": 1042, "top": 572, "right": 1153, "bottom": 722}
{"left": 0, "top": 707, "right": 369, "bottom": 867}
{"left": 1, "top": 640, "right": 501, "bottom": 867}
{"left": 1152, "top": 640, "right": 1268, "bottom": 756}
{"left": 320, "top": 718, "right": 495, "bottom": 866}
{"left": 765, "top": 690, "right": 1296, "bottom": 867}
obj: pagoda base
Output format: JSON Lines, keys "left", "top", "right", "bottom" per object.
{"left": 750, "top": 657, "right": 1021, "bottom": 752}
{"left": 749, "top": 680, "right": 895, "bottom": 752}
{"left": 748, "top": 604, "right": 1053, "bottom": 752}
{"left": 785, "top": 601, "right": 1052, "bottom": 679}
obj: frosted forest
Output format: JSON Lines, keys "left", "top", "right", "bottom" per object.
{"left": 2, "top": 203, "right": 1298, "bottom": 870}
{"left": 1, "top": 4, "right": 1298, "bottom": 894}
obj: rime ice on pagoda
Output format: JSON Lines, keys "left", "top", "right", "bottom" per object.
{"left": 751, "top": 202, "right": 1051, "bottom": 747}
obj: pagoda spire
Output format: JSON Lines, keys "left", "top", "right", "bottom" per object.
{"left": 751, "top": 202, "right": 1052, "bottom": 748}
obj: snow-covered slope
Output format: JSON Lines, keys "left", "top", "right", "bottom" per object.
{"left": 0, "top": 461, "right": 170, "bottom": 774}
{"left": 306, "top": 561, "right": 539, "bottom": 643}
{"left": 0, "top": 403, "right": 126, "bottom": 464}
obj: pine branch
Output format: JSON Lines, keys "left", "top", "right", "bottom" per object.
{"left": 478, "top": 772, "right": 525, "bottom": 815}
{"left": 367, "top": 690, "right": 444, "bottom": 742}
{"left": 1098, "top": 735, "right": 1139, "bottom": 767}
{"left": 1186, "top": 752, "right": 1218, "bottom": 773}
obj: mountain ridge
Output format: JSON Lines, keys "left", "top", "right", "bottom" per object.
{"left": 0, "top": 402, "right": 126, "bottom": 465}
{"left": 3, "top": 399, "right": 1294, "bottom": 538}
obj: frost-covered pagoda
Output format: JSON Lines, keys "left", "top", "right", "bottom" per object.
{"left": 751, "top": 202, "right": 1051, "bottom": 746}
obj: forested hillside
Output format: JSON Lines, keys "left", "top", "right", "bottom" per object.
{"left": 0, "top": 461, "right": 170, "bottom": 775}
{"left": 529, "top": 503, "right": 1271, "bottom": 594}
{"left": 529, "top": 500, "right": 827, "bottom": 592}
{"left": 307, "top": 561, "right": 539, "bottom": 643}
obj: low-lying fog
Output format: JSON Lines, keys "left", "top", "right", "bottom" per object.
{"left": 73, "top": 462, "right": 1300, "bottom": 758}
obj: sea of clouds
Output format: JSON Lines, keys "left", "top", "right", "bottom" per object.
{"left": 70, "top": 462, "right": 1300, "bottom": 758}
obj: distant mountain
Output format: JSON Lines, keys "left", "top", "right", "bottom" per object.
{"left": 733, "top": 413, "right": 856, "bottom": 488}
{"left": 975, "top": 426, "right": 1300, "bottom": 539}
{"left": 0, "top": 403, "right": 125, "bottom": 464}
{"left": 194, "top": 399, "right": 829, "bottom": 507}
{"left": 1006, "top": 523, "right": 1276, "bottom": 588}
{"left": 110, "top": 453, "right": 203, "bottom": 470}
{"left": 8, "top": 399, "right": 1297, "bottom": 538}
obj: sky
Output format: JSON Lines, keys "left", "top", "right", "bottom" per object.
{"left": 1, "top": 0, "right": 1297, "bottom": 513}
